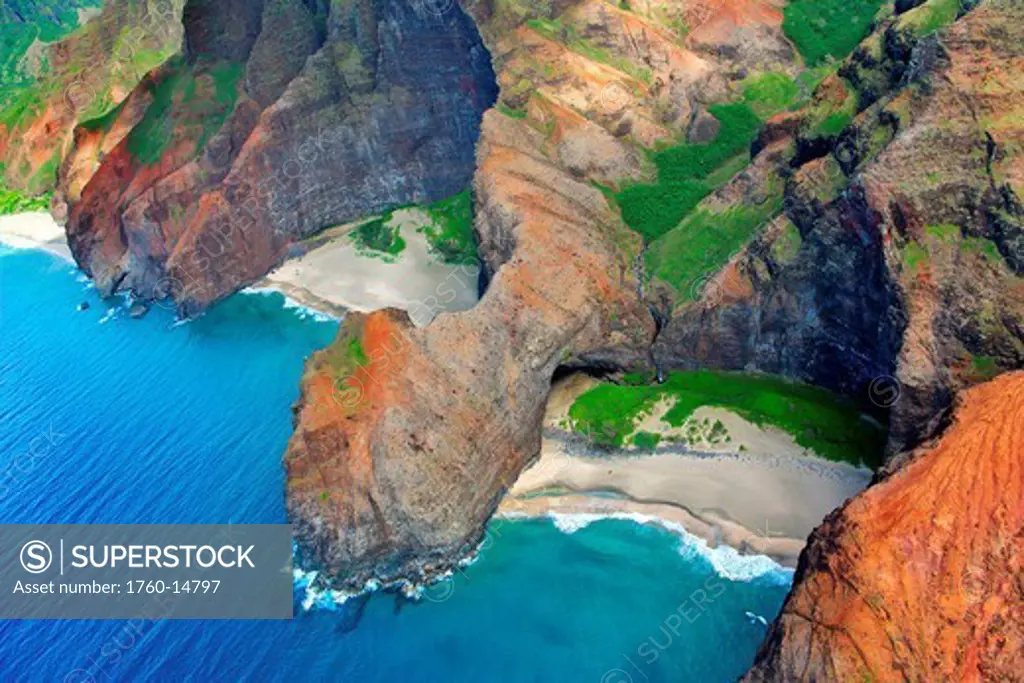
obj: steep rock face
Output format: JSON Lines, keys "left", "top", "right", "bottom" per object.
{"left": 653, "top": 0, "right": 1024, "bottom": 452}
{"left": 743, "top": 371, "right": 1024, "bottom": 682}
{"left": 62, "top": 0, "right": 497, "bottom": 313}
{"left": 286, "top": 110, "right": 656, "bottom": 589}
{"left": 0, "top": 0, "right": 185, "bottom": 196}
{"left": 285, "top": 0, "right": 792, "bottom": 588}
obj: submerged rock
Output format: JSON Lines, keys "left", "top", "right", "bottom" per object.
{"left": 128, "top": 302, "right": 149, "bottom": 319}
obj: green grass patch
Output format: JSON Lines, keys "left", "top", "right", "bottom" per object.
{"left": 783, "top": 0, "right": 886, "bottom": 66}
{"left": 320, "top": 330, "right": 371, "bottom": 398}
{"left": 419, "top": 189, "right": 478, "bottom": 265}
{"left": 742, "top": 72, "right": 801, "bottom": 119}
{"left": 0, "top": 185, "right": 51, "bottom": 214}
{"left": 968, "top": 354, "right": 1001, "bottom": 381}
{"left": 614, "top": 103, "right": 762, "bottom": 243}
{"left": 496, "top": 103, "right": 528, "bottom": 119}
{"left": 126, "top": 59, "right": 243, "bottom": 166}
{"left": 526, "top": 17, "right": 652, "bottom": 83}
{"left": 962, "top": 236, "right": 1004, "bottom": 266}
{"left": 350, "top": 216, "right": 406, "bottom": 256}
{"left": 653, "top": 104, "right": 762, "bottom": 183}
{"left": 647, "top": 176, "right": 785, "bottom": 299}
{"left": 631, "top": 431, "right": 662, "bottom": 451}
{"left": 898, "top": 0, "right": 961, "bottom": 37}
{"left": 771, "top": 220, "right": 803, "bottom": 264}
{"left": 616, "top": 181, "right": 710, "bottom": 244}
{"left": 569, "top": 370, "right": 886, "bottom": 468}
{"left": 924, "top": 223, "right": 961, "bottom": 244}
{"left": 902, "top": 240, "right": 929, "bottom": 275}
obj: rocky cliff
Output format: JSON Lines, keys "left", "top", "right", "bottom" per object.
{"left": 5, "top": 0, "right": 1022, "bottom": 606}
{"left": 284, "top": 0, "right": 809, "bottom": 589}
{"left": 651, "top": 0, "right": 1024, "bottom": 453}
{"left": 288, "top": 0, "right": 1023, "bottom": 591}
{"left": 0, "top": 0, "right": 184, "bottom": 196}
{"left": 742, "top": 371, "right": 1024, "bottom": 682}
{"left": 57, "top": 0, "right": 497, "bottom": 314}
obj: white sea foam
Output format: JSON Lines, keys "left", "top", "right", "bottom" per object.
{"left": 544, "top": 511, "right": 793, "bottom": 585}
{"left": 241, "top": 286, "right": 340, "bottom": 322}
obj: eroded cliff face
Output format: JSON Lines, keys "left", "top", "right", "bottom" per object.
{"left": 61, "top": 0, "right": 497, "bottom": 314}
{"left": 742, "top": 371, "right": 1024, "bottom": 682}
{"left": 653, "top": 0, "right": 1024, "bottom": 452}
{"left": 285, "top": 0, "right": 794, "bottom": 589}
{"left": 0, "top": 0, "right": 185, "bottom": 196}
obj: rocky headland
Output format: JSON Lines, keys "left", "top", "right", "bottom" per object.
{"left": 743, "top": 371, "right": 1024, "bottom": 682}
{"left": 2, "top": 0, "right": 1022, "bottom": 671}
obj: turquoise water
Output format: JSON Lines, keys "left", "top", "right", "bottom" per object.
{"left": 0, "top": 245, "right": 790, "bottom": 682}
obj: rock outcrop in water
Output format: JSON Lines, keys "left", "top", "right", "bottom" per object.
{"left": 742, "top": 371, "right": 1024, "bottom": 682}
{"left": 285, "top": 0, "right": 798, "bottom": 589}
{"left": 59, "top": 0, "right": 497, "bottom": 314}
{"left": 6, "top": 0, "right": 1023, "bottom": 606}
{"left": 288, "top": 0, "right": 1023, "bottom": 590}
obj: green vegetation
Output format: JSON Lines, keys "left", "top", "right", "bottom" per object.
{"left": 350, "top": 217, "right": 406, "bottom": 257}
{"left": 741, "top": 72, "right": 801, "bottom": 119}
{"left": 526, "top": 17, "right": 652, "bottom": 83}
{"left": 568, "top": 370, "right": 886, "bottom": 468}
{"left": 0, "top": 0, "right": 103, "bottom": 130}
{"left": 631, "top": 431, "right": 662, "bottom": 451}
{"left": 0, "top": 185, "right": 51, "bottom": 214}
{"left": 782, "top": 0, "right": 886, "bottom": 66}
{"left": 647, "top": 176, "right": 785, "bottom": 299}
{"left": 968, "top": 354, "right": 1001, "bottom": 381}
{"left": 615, "top": 103, "right": 763, "bottom": 243}
{"left": 924, "top": 223, "right": 961, "bottom": 244}
{"left": 805, "top": 81, "right": 859, "bottom": 139}
{"left": 126, "top": 60, "right": 244, "bottom": 166}
{"left": 654, "top": 104, "right": 763, "bottom": 183}
{"left": 496, "top": 103, "right": 528, "bottom": 119}
{"left": 919, "top": 224, "right": 1008, "bottom": 268}
{"left": 963, "top": 236, "right": 1004, "bottom": 265}
{"left": 321, "top": 331, "right": 370, "bottom": 398}
{"left": 898, "top": 0, "right": 961, "bottom": 37}
{"left": 419, "top": 189, "right": 478, "bottom": 265}
{"left": 902, "top": 240, "right": 929, "bottom": 275}
{"left": 771, "top": 220, "right": 803, "bottom": 264}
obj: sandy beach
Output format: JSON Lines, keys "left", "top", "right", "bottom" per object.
{"left": 0, "top": 211, "right": 73, "bottom": 261}
{"left": 2, "top": 211, "right": 866, "bottom": 570}
{"left": 499, "top": 376, "right": 873, "bottom": 568}
{"left": 260, "top": 208, "right": 480, "bottom": 325}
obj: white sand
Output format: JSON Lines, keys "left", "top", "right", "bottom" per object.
{"left": 0, "top": 212, "right": 73, "bottom": 261}
{"left": 261, "top": 208, "right": 479, "bottom": 325}
{"left": 499, "top": 376, "right": 873, "bottom": 567}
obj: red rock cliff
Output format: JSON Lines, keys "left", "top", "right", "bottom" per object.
{"left": 743, "top": 371, "right": 1024, "bottom": 682}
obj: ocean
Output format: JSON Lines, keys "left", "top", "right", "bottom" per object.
{"left": 0, "top": 245, "right": 790, "bottom": 682}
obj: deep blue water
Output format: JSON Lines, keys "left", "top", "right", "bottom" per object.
{"left": 0, "top": 246, "right": 790, "bottom": 683}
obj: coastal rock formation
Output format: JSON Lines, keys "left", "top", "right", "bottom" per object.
{"left": 653, "top": 0, "right": 1024, "bottom": 452}
{"left": 285, "top": 0, "right": 793, "bottom": 588}
{"left": 742, "top": 371, "right": 1024, "bottom": 682}
{"left": 61, "top": 0, "right": 497, "bottom": 313}
{"left": 285, "top": 110, "right": 656, "bottom": 589}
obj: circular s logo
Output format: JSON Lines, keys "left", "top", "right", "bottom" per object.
{"left": 20, "top": 540, "right": 52, "bottom": 574}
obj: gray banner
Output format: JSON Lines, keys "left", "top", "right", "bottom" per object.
{"left": 0, "top": 525, "right": 293, "bottom": 619}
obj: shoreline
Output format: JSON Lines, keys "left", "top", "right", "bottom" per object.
{"left": 498, "top": 375, "right": 874, "bottom": 570}
{"left": 4, "top": 211, "right": 849, "bottom": 576}
{"left": 0, "top": 211, "right": 74, "bottom": 262}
